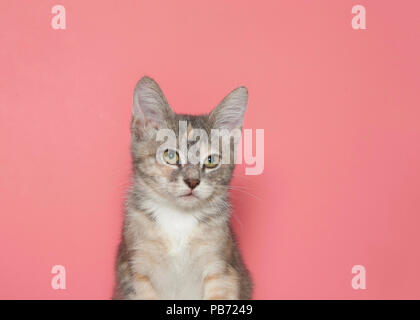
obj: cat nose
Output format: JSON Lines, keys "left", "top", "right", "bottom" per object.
{"left": 184, "top": 178, "right": 200, "bottom": 190}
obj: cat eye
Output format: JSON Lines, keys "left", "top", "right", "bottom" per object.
{"left": 163, "top": 149, "right": 180, "bottom": 165}
{"left": 203, "top": 154, "right": 220, "bottom": 169}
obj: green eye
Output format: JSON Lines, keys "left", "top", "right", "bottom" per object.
{"left": 163, "top": 149, "right": 179, "bottom": 165}
{"left": 204, "top": 154, "right": 220, "bottom": 169}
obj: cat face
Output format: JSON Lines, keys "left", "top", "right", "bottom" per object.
{"left": 130, "top": 77, "right": 248, "bottom": 210}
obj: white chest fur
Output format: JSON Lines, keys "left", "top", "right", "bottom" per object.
{"left": 144, "top": 200, "right": 199, "bottom": 254}
{"left": 142, "top": 200, "right": 203, "bottom": 299}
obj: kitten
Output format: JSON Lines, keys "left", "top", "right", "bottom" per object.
{"left": 113, "top": 76, "right": 252, "bottom": 300}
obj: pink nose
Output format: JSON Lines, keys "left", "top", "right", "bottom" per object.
{"left": 184, "top": 178, "right": 200, "bottom": 189}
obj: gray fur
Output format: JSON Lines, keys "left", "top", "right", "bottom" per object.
{"left": 113, "top": 76, "right": 252, "bottom": 300}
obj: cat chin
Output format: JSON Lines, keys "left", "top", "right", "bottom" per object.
{"left": 142, "top": 184, "right": 212, "bottom": 210}
{"left": 175, "top": 195, "right": 202, "bottom": 207}
{"left": 171, "top": 194, "right": 218, "bottom": 211}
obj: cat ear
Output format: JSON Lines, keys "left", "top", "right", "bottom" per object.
{"left": 209, "top": 86, "right": 248, "bottom": 131}
{"left": 132, "top": 76, "right": 173, "bottom": 130}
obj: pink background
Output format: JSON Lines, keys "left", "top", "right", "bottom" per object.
{"left": 1, "top": 0, "right": 420, "bottom": 299}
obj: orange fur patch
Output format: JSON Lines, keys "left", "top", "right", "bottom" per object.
{"left": 135, "top": 274, "right": 150, "bottom": 282}
{"left": 204, "top": 273, "right": 223, "bottom": 283}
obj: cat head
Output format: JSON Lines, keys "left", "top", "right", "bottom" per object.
{"left": 130, "top": 76, "right": 248, "bottom": 211}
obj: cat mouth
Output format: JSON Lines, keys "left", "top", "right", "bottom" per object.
{"left": 180, "top": 191, "right": 197, "bottom": 198}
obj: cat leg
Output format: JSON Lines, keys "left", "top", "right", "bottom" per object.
{"left": 130, "top": 273, "right": 159, "bottom": 300}
{"left": 129, "top": 251, "right": 160, "bottom": 300}
{"left": 203, "top": 263, "right": 239, "bottom": 300}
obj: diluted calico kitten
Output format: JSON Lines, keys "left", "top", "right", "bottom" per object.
{"left": 113, "top": 76, "right": 252, "bottom": 300}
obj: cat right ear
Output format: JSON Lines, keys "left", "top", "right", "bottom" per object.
{"left": 209, "top": 86, "right": 248, "bottom": 132}
{"left": 132, "top": 76, "right": 173, "bottom": 135}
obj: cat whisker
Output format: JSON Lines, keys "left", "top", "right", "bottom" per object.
{"left": 225, "top": 186, "right": 263, "bottom": 201}
{"left": 231, "top": 212, "right": 243, "bottom": 229}
{"left": 229, "top": 184, "right": 260, "bottom": 192}
{"left": 231, "top": 174, "right": 252, "bottom": 181}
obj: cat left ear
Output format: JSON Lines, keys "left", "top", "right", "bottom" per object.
{"left": 132, "top": 76, "right": 173, "bottom": 130}
{"left": 209, "top": 86, "right": 248, "bottom": 131}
